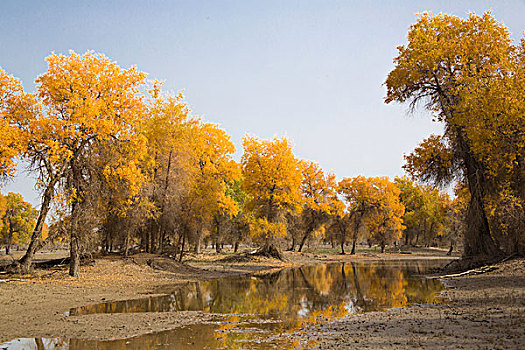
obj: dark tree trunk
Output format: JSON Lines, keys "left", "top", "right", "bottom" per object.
{"left": 69, "top": 232, "right": 80, "bottom": 277}
{"left": 463, "top": 189, "right": 500, "bottom": 257}
{"left": 124, "top": 230, "right": 130, "bottom": 257}
{"left": 175, "top": 233, "right": 182, "bottom": 256}
{"left": 455, "top": 128, "right": 501, "bottom": 258}
{"left": 215, "top": 218, "right": 222, "bottom": 253}
{"left": 35, "top": 338, "right": 45, "bottom": 350}
{"left": 340, "top": 238, "right": 345, "bottom": 255}
{"left": 298, "top": 232, "right": 310, "bottom": 252}
{"left": 146, "top": 229, "right": 151, "bottom": 253}
{"left": 179, "top": 234, "right": 186, "bottom": 262}
{"left": 350, "top": 239, "right": 357, "bottom": 255}
{"left": 447, "top": 239, "right": 454, "bottom": 256}
{"left": 380, "top": 242, "right": 385, "bottom": 253}
{"left": 5, "top": 245, "right": 11, "bottom": 255}
{"left": 234, "top": 241, "right": 239, "bottom": 253}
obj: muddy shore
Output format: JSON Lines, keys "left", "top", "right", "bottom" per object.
{"left": 0, "top": 249, "right": 523, "bottom": 349}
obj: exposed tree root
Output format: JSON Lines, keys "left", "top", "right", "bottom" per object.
{"left": 253, "top": 244, "right": 285, "bottom": 261}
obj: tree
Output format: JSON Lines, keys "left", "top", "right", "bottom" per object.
{"left": 362, "top": 177, "right": 404, "bottom": 253}
{"left": 295, "top": 160, "right": 340, "bottom": 252}
{"left": 385, "top": 12, "right": 519, "bottom": 258}
{"left": 1, "top": 193, "right": 37, "bottom": 255}
{"left": 338, "top": 176, "right": 381, "bottom": 255}
{"left": 137, "top": 91, "right": 194, "bottom": 255}
{"left": 20, "top": 51, "right": 147, "bottom": 276}
{"left": 241, "top": 136, "right": 302, "bottom": 259}
{"left": 395, "top": 176, "right": 450, "bottom": 247}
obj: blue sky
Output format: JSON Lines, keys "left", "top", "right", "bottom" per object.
{"left": 1, "top": 0, "right": 524, "bottom": 204}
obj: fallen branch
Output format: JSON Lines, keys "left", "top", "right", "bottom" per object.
{"left": 439, "top": 265, "right": 498, "bottom": 278}
{"left": 0, "top": 278, "right": 35, "bottom": 283}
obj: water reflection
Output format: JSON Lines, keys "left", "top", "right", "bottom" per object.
{"left": 70, "top": 260, "right": 446, "bottom": 321}
{"left": 1, "top": 321, "right": 304, "bottom": 350}
{"left": 2, "top": 260, "right": 448, "bottom": 350}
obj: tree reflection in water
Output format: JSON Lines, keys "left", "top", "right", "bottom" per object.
{"left": 4, "top": 260, "right": 447, "bottom": 350}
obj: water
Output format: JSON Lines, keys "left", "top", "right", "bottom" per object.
{"left": 1, "top": 259, "right": 449, "bottom": 349}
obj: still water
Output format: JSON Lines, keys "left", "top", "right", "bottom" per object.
{"left": 1, "top": 260, "right": 449, "bottom": 349}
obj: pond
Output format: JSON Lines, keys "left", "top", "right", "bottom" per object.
{"left": 1, "top": 259, "right": 449, "bottom": 349}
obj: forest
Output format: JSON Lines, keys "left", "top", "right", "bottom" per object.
{"left": 1, "top": 12, "right": 524, "bottom": 279}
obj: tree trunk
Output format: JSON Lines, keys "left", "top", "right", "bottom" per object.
{"left": 380, "top": 242, "right": 385, "bottom": 253}
{"left": 340, "top": 238, "right": 345, "bottom": 255}
{"left": 179, "top": 234, "right": 186, "bottom": 262}
{"left": 124, "top": 230, "right": 130, "bottom": 257}
{"left": 35, "top": 338, "right": 45, "bottom": 350}
{"left": 69, "top": 232, "right": 80, "bottom": 277}
{"left": 215, "top": 218, "right": 222, "bottom": 253}
{"left": 350, "top": 238, "right": 357, "bottom": 255}
{"left": 446, "top": 239, "right": 454, "bottom": 256}
{"left": 456, "top": 128, "right": 501, "bottom": 258}
{"left": 298, "top": 232, "right": 310, "bottom": 252}
{"left": 234, "top": 241, "right": 239, "bottom": 253}
{"left": 463, "top": 189, "right": 500, "bottom": 257}
{"left": 193, "top": 234, "right": 201, "bottom": 254}
{"left": 18, "top": 182, "right": 55, "bottom": 274}
{"left": 255, "top": 240, "right": 284, "bottom": 260}
{"left": 6, "top": 245, "right": 11, "bottom": 255}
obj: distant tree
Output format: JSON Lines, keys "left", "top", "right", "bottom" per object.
{"left": 295, "top": 160, "right": 341, "bottom": 252}
{"left": 338, "top": 175, "right": 381, "bottom": 255}
{"left": 241, "top": 136, "right": 302, "bottom": 259}
{"left": 395, "top": 176, "right": 450, "bottom": 247}
{"left": 0, "top": 193, "right": 37, "bottom": 255}
{"left": 362, "top": 177, "right": 405, "bottom": 253}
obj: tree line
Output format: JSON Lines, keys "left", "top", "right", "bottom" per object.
{"left": 1, "top": 12, "right": 523, "bottom": 276}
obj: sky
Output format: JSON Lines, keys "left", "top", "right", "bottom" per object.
{"left": 1, "top": 0, "right": 524, "bottom": 205}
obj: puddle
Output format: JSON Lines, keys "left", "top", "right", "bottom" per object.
{"left": 1, "top": 259, "right": 449, "bottom": 349}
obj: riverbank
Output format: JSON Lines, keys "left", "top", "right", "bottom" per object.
{"left": 1, "top": 249, "right": 522, "bottom": 349}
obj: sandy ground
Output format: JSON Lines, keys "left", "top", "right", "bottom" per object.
{"left": 0, "top": 248, "right": 523, "bottom": 349}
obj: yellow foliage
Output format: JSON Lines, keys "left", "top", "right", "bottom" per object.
{"left": 300, "top": 160, "right": 342, "bottom": 215}
{"left": 241, "top": 136, "right": 302, "bottom": 242}
{"left": 339, "top": 176, "right": 404, "bottom": 246}
{"left": 0, "top": 68, "right": 36, "bottom": 177}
